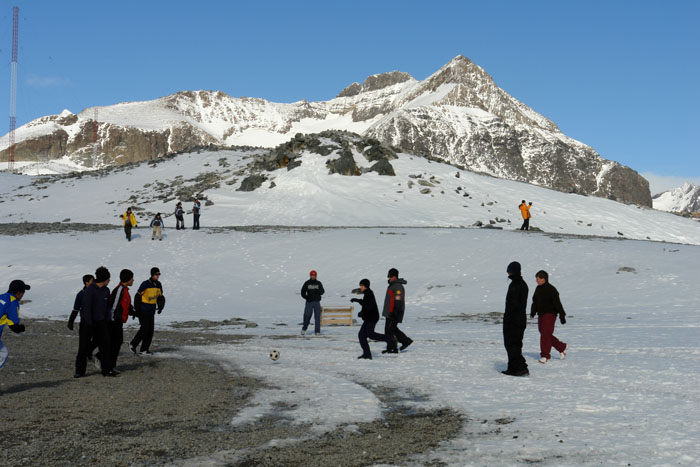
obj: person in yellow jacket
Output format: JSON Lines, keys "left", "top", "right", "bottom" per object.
{"left": 121, "top": 207, "right": 138, "bottom": 242}
{"left": 519, "top": 200, "right": 532, "bottom": 231}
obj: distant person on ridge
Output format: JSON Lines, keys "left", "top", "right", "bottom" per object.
{"left": 192, "top": 199, "right": 201, "bottom": 230}
{"left": 382, "top": 268, "right": 412, "bottom": 354}
{"left": 300, "top": 270, "right": 324, "bottom": 335}
{"left": 122, "top": 207, "right": 138, "bottom": 241}
{"left": 351, "top": 278, "right": 386, "bottom": 359}
{"left": 519, "top": 200, "right": 532, "bottom": 231}
{"left": 530, "top": 270, "right": 568, "bottom": 364}
{"left": 150, "top": 213, "right": 164, "bottom": 241}
{"left": 0, "top": 280, "right": 30, "bottom": 370}
{"left": 174, "top": 202, "right": 185, "bottom": 230}
{"left": 502, "top": 261, "right": 529, "bottom": 376}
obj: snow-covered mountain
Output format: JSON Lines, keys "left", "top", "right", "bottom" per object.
{"left": 653, "top": 182, "right": 700, "bottom": 213}
{"left": 0, "top": 55, "right": 650, "bottom": 206}
{"left": 1, "top": 133, "right": 697, "bottom": 245}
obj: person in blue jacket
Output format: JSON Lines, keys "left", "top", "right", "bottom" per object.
{"left": 0, "top": 280, "right": 30, "bottom": 369}
{"left": 351, "top": 278, "right": 386, "bottom": 359}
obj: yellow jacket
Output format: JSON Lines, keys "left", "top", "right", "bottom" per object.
{"left": 519, "top": 203, "right": 531, "bottom": 220}
{"left": 122, "top": 212, "right": 137, "bottom": 227}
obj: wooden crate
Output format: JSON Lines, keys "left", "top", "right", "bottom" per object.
{"left": 321, "top": 306, "right": 353, "bottom": 326}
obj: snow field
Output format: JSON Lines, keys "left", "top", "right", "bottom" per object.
{"left": 3, "top": 226, "right": 699, "bottom": 465}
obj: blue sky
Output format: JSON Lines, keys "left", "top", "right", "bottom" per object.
{"left": 0, "top": 0, "right": 697, "bottom": 191}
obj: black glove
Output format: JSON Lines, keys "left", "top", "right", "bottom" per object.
{"left": 358, "top": 311, "right": 364, "bottom": 318}
{"left": 68, "top": 321, "right": 74, "bottom": 331}
{"left": 9, "top": 323, "right": 25, "bottom": 333}
{"left": 157, "top": 308, "right": 162, "bottom": 314}
{"left": 350, "top": 298, "right": 360, "bottom": 303}
{"left": 560, "top": 315, "right": 566, "bottom": 325}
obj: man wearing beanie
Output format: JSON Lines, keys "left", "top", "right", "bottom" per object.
{"left": 107, "top": 269, "right": 135, "bottom": 373}
{"left": 300, "top": 270, "right": 324, "bottom": 335}
{"left": 502, "top": 261, "right": 529, "bottom": 376}
{"left": 382, "top": 268, "right": 412, "bottom": 354}
{"left": 76, "top": 266, "right": 117, "bottom": 377}
{"left": 1, "top": 280, "right": 30, "bottom": 369}
{"left": 130, "top": 267, "right": 163, "bottom": 355}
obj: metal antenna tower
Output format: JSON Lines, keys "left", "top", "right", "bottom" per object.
{"left": 8, "top": 6, "right": 19, "bottom": 172}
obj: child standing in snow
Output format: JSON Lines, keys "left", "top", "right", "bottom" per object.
{"left": 174, "top": 202, "right": 185, "bottom": 230}
{"left": 150, "top": 213, "right": 164, "bottom": 241}
{"left": 122, "top": 207, "right": 138, "bottom": 241}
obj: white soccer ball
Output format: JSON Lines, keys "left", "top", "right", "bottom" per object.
{"left": 269, "top": 350, "right": 280, "bottom": 361}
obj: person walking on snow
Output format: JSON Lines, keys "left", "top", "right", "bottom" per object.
{"left": 130, "top": 267, "right": 164, "bottom": 355}
{"left": 192, "top": 199, "right": 201, "bottom": 230}
{"left": 174, "top": 202, "right": 185, "bottom": 230}
{"left": 300, "top": 270, "right": 324, "bottom": 335}
{"left": 0, "top": 280, "right": 30, "bottom": 369}
{"left": 502, "top": 261, "right": 529, "bottom": 376}
{"left": 519, "top": 200, "right": 532, "bottom": 231}
{"left": 351, "top": 278, "right": 386, "bottom": 359}
{"left": 122, "top": 207, "right": 138, "bottom": 241}
{"left": 530, "top": 270, "right": 568, "bottom": 363}
{"left": 150, "top": 213, "right": 164, "bottom": 241}
{"left": 382, "top": 268, "right": 412, "bottom": 354}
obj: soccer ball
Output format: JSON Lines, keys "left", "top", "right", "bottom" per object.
{"left": 269, "top": 350, "right": 280, "bottom": 361}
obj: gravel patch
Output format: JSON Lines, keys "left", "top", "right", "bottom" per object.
{"left": 1, "top": 319, "right": 463, "bottom": 466}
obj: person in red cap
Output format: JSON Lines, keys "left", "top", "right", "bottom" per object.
{"left": 300, "top": 270, "right": 324, "bottom": 335}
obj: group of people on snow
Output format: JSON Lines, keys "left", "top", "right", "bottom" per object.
{"left": 69, "top": 266, "right": 164, "bottom": 378}
{"left": 120, "top": 199, "right": 202, "bottom": 241}
{"left": 300, "top": 268, "right": 413, "bottom": 359}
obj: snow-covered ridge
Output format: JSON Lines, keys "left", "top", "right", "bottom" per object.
{"left": 0, "top": 55, "right": 651, "bottom": 206}
{"left": 653, "top": 182, "right": 700, "bottom": 213}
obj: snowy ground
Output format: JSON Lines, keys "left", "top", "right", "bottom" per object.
{"left": 4, "top": 226, "right": 699, "bottom": 466}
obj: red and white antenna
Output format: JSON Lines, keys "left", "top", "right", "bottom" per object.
{"left": 8, "top": 6, "right": 19, "bottom": 172}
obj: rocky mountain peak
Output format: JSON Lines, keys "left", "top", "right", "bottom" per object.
{"left": 337, "top": 71, "right": 414, "bottom": 98}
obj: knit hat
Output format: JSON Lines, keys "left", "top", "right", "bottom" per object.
{"left": 119, "top": 269, "right": 134, "bottom": 282}
{"left": 360, "top": 278, "right": 370, "bottom": 288}
{"left": 309, "top": 270, "right": 317, "bottom": 276}
{"left": 506, "top": 261, "right": 521, "bottom": 275}
{"left": 95, "top": 266, "right": 111, "bottom": 283}
{"left": 387, "top": 268, "right": 399, "bottom": 278}
{"left": 8, "top": 279, "right": 30, "bottom": 294}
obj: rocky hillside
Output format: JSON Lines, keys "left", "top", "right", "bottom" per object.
{"left": 0, "top": 55, "right": 651, "bottom": 206}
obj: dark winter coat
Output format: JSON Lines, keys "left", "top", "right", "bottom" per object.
{"left": 301, "top": 279, "right": 324, "bottom": 302}
{"left": 81, "top": 283, "right": 111, "bottom": 326}
{"left": 530, "top": 282, "right": 566, "bottom": 319}
{"left": 355, "top": 288, "right": 379, "bottom": 323}
{"left": 382, "top": 278, "right": 407, "bottom": 323}
{"left": 504, "top": 274, "right": 528, "bottom": 331}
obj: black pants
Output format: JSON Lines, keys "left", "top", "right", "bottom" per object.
{"left": 75, "top": 323, "right": 94, "bottom": 376}
{"left": 384, "top": 317, "right": 409, "bottom": 351}
{"left": 193, "top": 214, "right": 200, "bottom": 230}
{"left": 175, "top": 216, "right": 184, "bottom": 230}
{"left": 93, "top": 320, "right": 111, "bottom": 374}
{"left": 108, "top": 321, "right": 123, "bottom": 370}
{"left": 503, "top": 325, "right": 528, "bottom": 372}
{"left": 124, "top": 223, "right": 132, "bottom": 241}
{"left": 131, "top": 313, "right": 155, "bottom": 352}
{"left": 358, "top": 320, "right": 386, "bottom": 357}
{"left": 520, "top": 218, "right": 529, "bottom": 230}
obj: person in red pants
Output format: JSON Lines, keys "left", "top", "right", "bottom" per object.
{"left": 530, "top": 270, "right": 567, "bottom": 363}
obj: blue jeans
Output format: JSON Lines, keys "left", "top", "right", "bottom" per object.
{"left": 303, "top": 301, "right": 321, "bottom": 333}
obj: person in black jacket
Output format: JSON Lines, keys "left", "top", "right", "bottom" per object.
{"left": 502, "top": 261, "right": 529, "bottom": 376}
{"left": 76, "top": 266, "right": 118, "bottom": 377}
{"left": 351, "top": 279, "right": 386, "bottom": 359}
{"left": 530, "top": 270, "right": 567, "bottom": 363}
{"left": 68, "top": 274, "right": 97, "bottom": 363}
{"left": 300, "top": 270, "right": 324, "bottom": 335}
